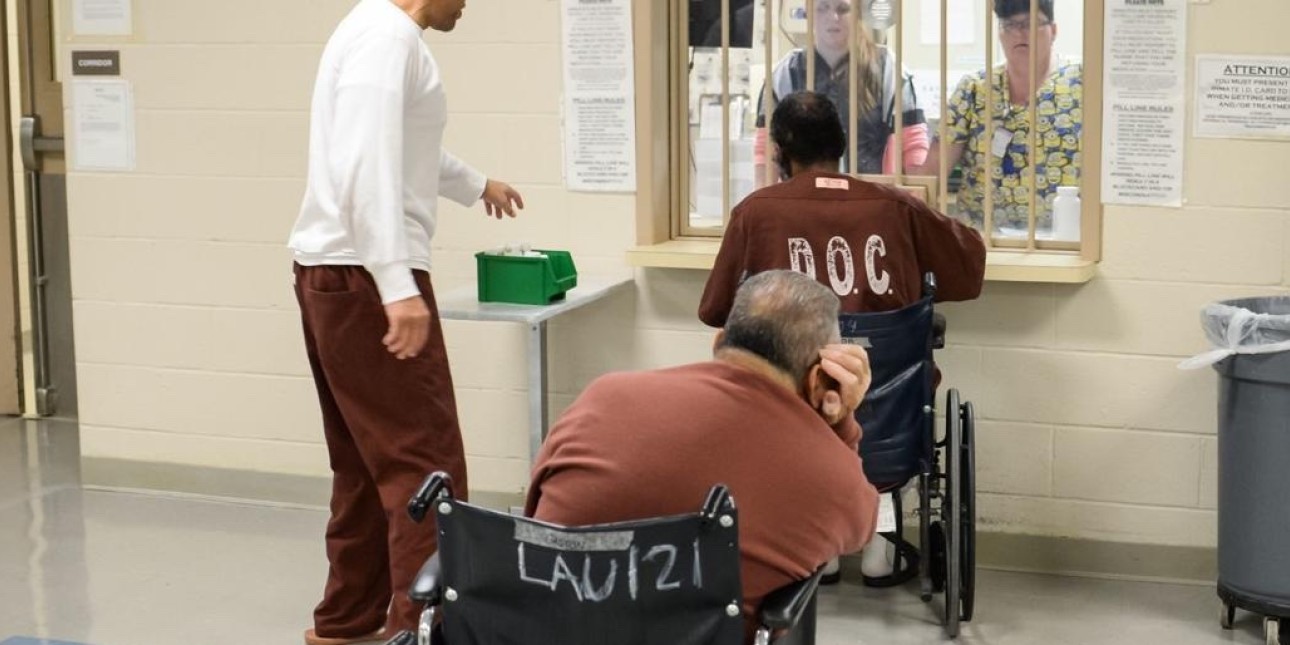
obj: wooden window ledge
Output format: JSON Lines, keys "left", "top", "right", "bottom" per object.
{"left": 627, "top": 240, "right": 1096, "bottom": 284}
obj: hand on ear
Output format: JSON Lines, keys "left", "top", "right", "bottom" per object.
{"left": 812, "top": 344, "right": 872, "bottom": 426}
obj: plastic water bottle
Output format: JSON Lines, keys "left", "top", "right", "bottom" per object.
{"left": 1052, "top": 186, "right": 1081, "bottom": 242}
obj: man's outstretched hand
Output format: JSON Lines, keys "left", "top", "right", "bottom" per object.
{"left": 482, "top": 179, "right": 525, "bottom": 219}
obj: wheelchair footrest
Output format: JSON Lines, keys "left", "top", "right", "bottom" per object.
{"left": 861, "top": 535, "right": 921, "bottom": 589}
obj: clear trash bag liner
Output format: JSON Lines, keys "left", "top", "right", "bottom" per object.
{"left": 1179, "top": 298, "right": 1290, "bottom": 370}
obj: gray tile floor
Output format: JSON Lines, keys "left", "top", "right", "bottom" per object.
{"left": 0, "top": 418, "right": 1275, "bottom": 644}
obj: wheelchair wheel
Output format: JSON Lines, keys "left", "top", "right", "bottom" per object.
{"left": 960, "top": 401, "right": 977, "bottom": 624}
{"left": 928, "top": 520, "right": 946, "bottom": 593}
{"left": 944, "top": 390, "right": 963, "bottom": 639}
{"left": 919, "top": 471, "right": 935, "bottom": 603}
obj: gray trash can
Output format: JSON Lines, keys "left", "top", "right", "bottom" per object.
{"left": 1198, "top": 297, "right": 1290, "bottom": 643}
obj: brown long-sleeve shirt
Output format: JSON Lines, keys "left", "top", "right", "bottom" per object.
{"left": 526, "top": 361, "right": 878, "bottom": 640}
{"left": 699, "top": 171, "right": 986, "bottom": 326}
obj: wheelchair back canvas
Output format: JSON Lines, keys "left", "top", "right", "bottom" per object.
{"left": 435, "top": 502, "right": 746, "bottom": 644}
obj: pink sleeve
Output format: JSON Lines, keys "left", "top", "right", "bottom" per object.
{"left": 882, "top": 123, "right": 931, "bottom": 174}
{"left": 753, "top": 127, "right": 769, "bottom": 165}
{"left": 902, "top": 123, "right": 930, "bottom": 170}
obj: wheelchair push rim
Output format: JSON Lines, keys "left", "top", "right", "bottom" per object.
{"left": 944, "top": 389, "right": 962, "bottom": 639}
{"left": 960, "top": 400, "right": 976, "bottom": 624}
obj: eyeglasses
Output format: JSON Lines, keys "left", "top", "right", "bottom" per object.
{"left": 814, "top": 2, "right": 852, "bottom": 17}
{"left": 999, "top": 17, "right": 1052, "bottom": 34}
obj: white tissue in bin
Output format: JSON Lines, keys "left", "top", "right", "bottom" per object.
{"left": 487, "top": 242, "right": 545, "bottom": 258}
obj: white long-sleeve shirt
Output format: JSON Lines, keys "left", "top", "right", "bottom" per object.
{"left": 289, "top": 0, "right": 486, "bottom": 304}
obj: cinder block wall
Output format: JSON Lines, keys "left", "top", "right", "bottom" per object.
{"left": 64, "top": 0, "right": 1290, "bottom": 550}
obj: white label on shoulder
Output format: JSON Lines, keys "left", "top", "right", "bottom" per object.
{"left": 816, "top": 177, "right": 850, "bottom": 190}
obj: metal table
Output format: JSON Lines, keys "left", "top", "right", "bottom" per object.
{"left": 437, "top": 276, "right": 633, "bottom": 461}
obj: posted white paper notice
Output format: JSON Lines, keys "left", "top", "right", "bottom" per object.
{"left": 1101, "top": 0, "right": 1187, "bottom": 207}
{"left": 73, "top": 0, "right": 132, "bottom": 36}
{"left": 1104, "top": 100, "right": 1184, "bottom": 206}
{"left": 1195, "top": 56, "right": 1290, "bottom": 140}
{"left": 561, "top": 0, "right": 637, "bottom": 192}
{"left": 72, "top": 80, "right": 136, "bottom": 171}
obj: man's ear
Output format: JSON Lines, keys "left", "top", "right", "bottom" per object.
{"left": 712, "top": 329, "right": 727, "bottom": 354}
{"left": 805, "top": 363, "right": 828, "bottom": 410}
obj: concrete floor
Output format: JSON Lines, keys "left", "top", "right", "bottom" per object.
{"left": 0, "top": 418, "right": 1278, "bottom": 645}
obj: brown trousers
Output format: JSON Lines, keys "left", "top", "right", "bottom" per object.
{"left": 294, "top": 264, "right": 468, "bottom": 637}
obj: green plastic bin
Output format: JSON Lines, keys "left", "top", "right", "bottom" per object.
{"left": 475, "top": 250, "right": 578, "bottom": 305}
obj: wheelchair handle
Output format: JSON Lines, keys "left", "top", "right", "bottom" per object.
{"left": 408, "top": 471, "right": 454, "bottom": 523}
{"left": 922, "top": 272, "right": 938, "bottom": 299}
{"left": 700, "top": 484, "right": 735, "bottom": 524}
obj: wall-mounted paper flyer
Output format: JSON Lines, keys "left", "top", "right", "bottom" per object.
{"left": 1101, "top": 0, "right": 1188, "bottom": 207}
{"left": 72, "top": 79, "right": 136, "bottom": 172}
{"left": 561, "top": 0, "right": 637, "bottom": 192}
{"left": 1195, "top": 55, "right": 1290, "bottom": 140}
{"left": 73, "top": 0, "right": 132, "bottom": 36}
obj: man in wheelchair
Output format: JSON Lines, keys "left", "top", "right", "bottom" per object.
{"left": 698, "top": 90, "right": 986, "bottom": 585}
{"left": 525, "top": 270, "right": 880, "bottom": 641}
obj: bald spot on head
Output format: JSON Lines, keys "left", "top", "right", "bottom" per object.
{"left": 718, "top": 270, "right": 841, "bottom": 383}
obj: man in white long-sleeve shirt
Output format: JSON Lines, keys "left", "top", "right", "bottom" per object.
{"left": 288, "top": 1, "right": 523, "bottom": 643}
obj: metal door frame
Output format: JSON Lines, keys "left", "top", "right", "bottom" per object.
{"left": 0, "top": 1, "right": 25, "bottom": 414}
{"left": 16, "top": 0, "right": 67, "bottom": 416}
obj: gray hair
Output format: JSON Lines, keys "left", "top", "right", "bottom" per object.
{"left": 717, "top": 270, "right": 841, "bottom": 383}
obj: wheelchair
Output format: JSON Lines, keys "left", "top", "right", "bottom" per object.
{"left": 385, "top": 472, "right": 823, "bottom": 645}
{"left": 840, "top": 274, "right": 977, "bottom": 639}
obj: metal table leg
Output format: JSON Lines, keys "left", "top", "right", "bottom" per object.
{"left": 527, "top": 321, "right": 549, "bottom": 462}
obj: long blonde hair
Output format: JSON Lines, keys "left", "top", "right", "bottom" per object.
{"left": 850, "top": 11, "right": 883, "bottom": 118}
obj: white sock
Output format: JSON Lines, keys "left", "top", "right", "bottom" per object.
{"left": 860, "top": 537, "right": 895, "bottom": 577}
{"left": 822, "top": 556, "right": 840, "bottom": 576}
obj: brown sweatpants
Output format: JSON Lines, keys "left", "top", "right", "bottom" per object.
{"left": 294, "top": 263, "right": 469, "bottom": 638}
